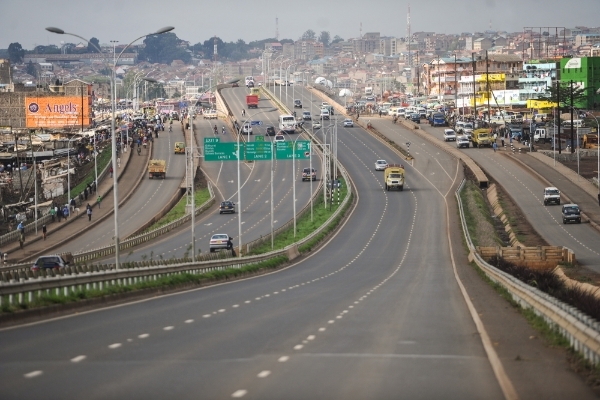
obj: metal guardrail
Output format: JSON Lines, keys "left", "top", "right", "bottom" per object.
{"left": 456, "top": 178, "right": 600, "bottom": 365}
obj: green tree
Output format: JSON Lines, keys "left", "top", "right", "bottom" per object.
{"left": 318, "top": 31, "right": 331, "bottom": 47}
{"left": 8, "top": 42, "right": 25, "bottom": 63}
{"left": 172, "top": 90, "right": 181, "bottom": 99}
{"left": 302, "top": 30, "right": 316, "bottom": 40}
{"left": 33, "top": 45, "right": 61, "bottom": 54}
{"left": 26, "top": 61, "right": 36, "bottom": 76}
{"left": 537, "top": 81, "right": 588, "bottom": 110}
{"left": 139, "top": 32, "right": 190, "bottom": 64}
{"left": 332, "top": 35, "right": 344, "bottom": 44}
{"left": 88, "top": 37, "right": 101, "bottom": 53}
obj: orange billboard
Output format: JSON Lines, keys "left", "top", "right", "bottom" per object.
{"left": 25, "top": 96, "right": 91, "bottom": 129}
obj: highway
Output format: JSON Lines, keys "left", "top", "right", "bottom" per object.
{"left": 52, "top": 125, "right": 187, "bottom": 254}
{"left": 120, "top": 87, "right": 318, "bottom": 261}
{"left": 0, "top": 86, "right": 596, "bottom": 399}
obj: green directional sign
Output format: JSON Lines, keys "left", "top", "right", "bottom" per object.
{"left": 255, "top": 135, "right": 264, "bottom": 142}
{"left": 204, "top": 137, "right": 242, "bottom": 161}
{"left": 245, "top": 141, "right": 272, "bottom": 161}
{"left": 275, "top": 140, "right": 310, "bottom": 160}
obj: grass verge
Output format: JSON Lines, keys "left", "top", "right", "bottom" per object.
{"left": 71, "top": 144, "right": 113, "bottom": 199}
{"left": 144, "top": 188, "right": 211, "bottom": 232}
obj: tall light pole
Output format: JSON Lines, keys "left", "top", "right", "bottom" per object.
{"left": 47, "top": 26, "right": 175, "bottom": 269}
{"left": 586, "top": 111, "right": 600, "bottom": 201}
{"left": 237, "top": 107, "right": 277, "bottom": 256}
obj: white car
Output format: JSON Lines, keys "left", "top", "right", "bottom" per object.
{"left": 375, "top": 159, "right": 388, "bottom": 171}
{"left": 343, "top": 119, "right": 354, "bottom": 127}
{"left": 242, "top": 124, "right": 252, "bottom": 134}
{"left": 312, "top": 121, "right": 322, "bottom": 130}
{"left": 209, "top": 233, "right": 230, "bottom": 252}
{"left": 274, "top": 134, "right": 285, "bottom": 142}
{"left": 456, "top": 135, "right": 470, "bottom": 148}
{"left": 443, "top": 129, "right": 456, "bottom": 141}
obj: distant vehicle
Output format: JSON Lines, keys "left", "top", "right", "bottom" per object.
{"left": 279, "top": 114, "right": 296, "bottom": 133}
{"left": 409, "top": 113, "right": 420, "bottom": 123}
{"left": 443, "top": 129, "right": 456, "bottom": 141}
{"left": 219, "top": 201, "right": 235, "bottom": 214}
{"left": 231, "top": 82, "right": 239, "bottom": 87}
{"left": 210, "top": 233, "right": 231, "bottom": 252}
{"left": 302, "top": 167, "right": 317, "bottom": 181}
{"left": 246, "top": 94, "right": 259, "bottom": 109}
{"left": 375, "top": 159, "right": 388, "bottom": 171}
{"left": 320, "top": 108, "right": 330, "bottom": 120}
{"left": 431, "top": 112, "right": 447, "bottom": 127}
{"left": 294, "top": 99, "right": 302, "bottom": 108}
{"left": 31, "top": 255, "right": 69, "bottom": 271}
{"left": 343, "top": 119, "right": 354, "bottom": 127}
{"left": 250, "top": 87, "right": 261, "bottom": 99}
{"left": 312, "top": 121, "right": 322, "bottom": 130}
{"left": 203, "top": 110, "right": 218, "bottom": 119}
{"left": 274, "top": 134, "right": 285, "bottom": 142}
{"left": 245, "top": 76, "right": 254, "bottom": 87}
{"left": 562, "top": 204, "right": 581, "bottom": 224}
{"left": 148, "top": 159, "right": 166, "bottom": 179}
{"left": 174, "top": 142, "right": 185, "bottom": 154}
{"left": 242, "top": 124, "right": 253, "bottom": 135}
{"left": 456, "top": 135, "right": 470, "bottom": 148}
{"left": 266, "top": 125, "right": 276, "bottom": 136}
{"left": 543, "top": 187, "right": 561, "bottom": 206}
{"left": 384, "top": 164, "right": 405, "bottom": 191}
{"left": 365, "top": 87, "right": 373, "bottom": 96}
{"left": 302, "top": 111, "right": 312, "bottom": 120}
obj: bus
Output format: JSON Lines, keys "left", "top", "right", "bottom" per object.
{"left": 279, "top": 114, "right": 296, "bottom": 133}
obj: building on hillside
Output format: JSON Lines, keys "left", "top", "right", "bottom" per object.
{"left": 559, "top": 57, "right": 600, "bottom": 109}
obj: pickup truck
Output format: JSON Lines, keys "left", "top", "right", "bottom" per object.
{"left": 471, "top": 128, "right": 492, "bottom": 148}
{"left": 246, "top": 94, "right": 259, "bottom": 109}
{"left": 148, "top": 159, "right": 166, "bottom": 179}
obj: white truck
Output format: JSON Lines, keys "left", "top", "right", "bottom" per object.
{"left": 533, "top": 128, "right": 552, "bottom": 144}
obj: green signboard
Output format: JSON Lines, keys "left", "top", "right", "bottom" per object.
{"left": 245, "top": 141, "right": 272, "bottom": 161}
{"left": 204, "top": 137, "right": 242, "bottom": 161}
{"left": 275, "top": 140, "right": 311, "bottom": 160}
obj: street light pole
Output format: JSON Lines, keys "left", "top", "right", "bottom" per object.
{"left": 47, "top": 26, "right": 175, "bottom": 269}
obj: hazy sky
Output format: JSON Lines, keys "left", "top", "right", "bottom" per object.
{"left": 1, "top": 0, "right": 599, "bottom": 50}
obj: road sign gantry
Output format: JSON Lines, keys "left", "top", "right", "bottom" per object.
{"left": 204, "top": 137, "right": 311, "bottom": 161}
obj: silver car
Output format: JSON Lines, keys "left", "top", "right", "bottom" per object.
{"left": 375, "top": 159, "right": 388, "bottom": 171}
{"left": 209, "top": 234, "right": 231, "bottom": 252}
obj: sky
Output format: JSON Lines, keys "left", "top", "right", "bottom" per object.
{"left": 1, "top": 0, "right": 599, "bottom": 51}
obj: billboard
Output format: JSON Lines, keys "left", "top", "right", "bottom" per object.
{"left": 25, "top": 96, "right": 91, "bottom": 129}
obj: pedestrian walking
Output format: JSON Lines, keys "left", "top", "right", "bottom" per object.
{"left": 70, "top": 197, "right": 76, "bottom": 213}
{"left": 242, "top": 109, "right": 245, "bottom": 117}
{"left": 57, "top": 207, "right": 62, "bottom": 222}
{"left": 42, "top": 224, "right": 47, "bottom": 240}
{"left": 117, "top": 157, "right": 121, "bottom": 168}
{"left": 501, "top": 135, "right": 505, "bottom": 147}
{"left": 63, "top": 205, "right": 69, "bottom": 221}
{"left": 97, "top": 195, "right": 102, "bottom": 209}
{"left": 509, "top": 135, "right": 513, "bottom": 145}
{"left": 493, "top": 142, "right": 497, "bottom": 152}
{"left": 50, "top": 207, "right": 56, "bottom": 222}
{"left": 87, "top": 204, "right": 92, "bottom": 221}
{"left": 110, "top": 166, "right": 113, "bottom": 178}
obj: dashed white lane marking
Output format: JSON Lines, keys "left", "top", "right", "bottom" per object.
{"left": 318, "top": 327, "right": 326, "bottom": 332}
{"left": 278, "top": 356, "right": 289, "bottom": 362}
{"left": 108, "top": 343, "right": 122, "bottom": 349}
{"left": 163, "top": 326, "right": 174, "bottom": 331}
{"left": 244, "top": 300, "right": 251, "bottom": 304}
{"left": 294, "top": 344, "right": 304, "bottom": 350}
{"left": 24, "top": 370, "right": 43, "bottom": 378}
{"left": 185, "top": 319, "right": 194, "bottom": 323}
{"left": 328, "top": 320, "right": 335, "bottom": 324}
{"left": 232, "top": 304, "right": 239, "bottom": 308}
{"left": 203, "top": 314, "right": 211, "bottom": 318}
{"left": 71, "top": 355, "right": 86, "bottom": 363}
{"left": 257, "top": 370, "right": 271, "bottom": 378}
{"left": 231, "top": 389, "right": 247, "bottom": 398}
{"left": 138, "top": 333, "right": 150, "bottom": 339}
{"left": 218, "top": 309, "right": 226, "bottom": 313}
{"left": 307, "top": 335, "right": 316, "bottom": 341}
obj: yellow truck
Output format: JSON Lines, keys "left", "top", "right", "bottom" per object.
{"left": 174, "top": 142, "right": 185, "bottom": 154}
{"left": 583, "top": 133, "right": 598, "bottom": 149}
{"left": 148, "top": 159, "right": 166, "bottom": 179}
{"left": 384, "top": 164, "right": 405, "bottom": 191}
{"left": 471, "top": 128, "right": 492, "bottom": 148}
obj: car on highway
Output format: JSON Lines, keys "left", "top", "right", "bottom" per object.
{"left": 209, "top": 233, "right": 231, "bottom": 252}
{"left": 242, "top": 124, "right": 253, "bottom": 135}
{"left": 302, "top": 111, "right": 312, "bottom": 120}
{"left": 294, "top": 99, "right": 302, "bottom": 108}
{"left": 456, "top": 135, "right": 470, "bottom": 148}
{"left": 231, "top": 82, "right": 239, "bottom": 87}
{"left": 343, "top": 119, "right": 354, "bottom": 127}
{"left": 562, "top": 204, "right": 581, "bottom": 224}
{"left": 409, "top": 113, "right": 421, "bottom": 123}
{"left": 375, "top": 159, "right": 388, "bottom": 171}
{"left": 219, "top": 201, "right": 235, "bottom": 214}
{"left": 266, "top": 125, "right": 276, "bottom": 136}
{"left": 31, "top": 255, "right": 69, "bottom": 271}
{"left": 443, "top": 129, "right": 456, "bottom": 141}
{"left": 543, "top": 187, "right": 561, "bottom": 206}
{"left": 320, "top": 108, "right": 330, "bottom": 120}
{"left": 302, "top": 167, "right": 317, "bottom": 181}
{"left": 312, "top": 121, "right": 322, "bottom": 130}
{"left": 274, "top": 134, "right": 285, "bottom": 142}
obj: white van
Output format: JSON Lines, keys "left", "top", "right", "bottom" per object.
{"left": 279, "top": 114, "right": 296, "bottom": 133}
{"left": 320, "top": 108, "right": 330, "bottom": 120}
{"left": 562, "top": 119, "right": 585, "bottom": 128}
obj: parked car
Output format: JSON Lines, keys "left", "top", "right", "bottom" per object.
{"left": 242, "top": 124, "right": 253, "bottom": 135}
{"left": 456, "top": 135, "right": 470, "bottom": 148}
{"left": 294, "top": 99, "right": 302, "bottom": 108}
{"left": 562, "top": 204, "right": 581, "bottom": 224}
{"left": 31, "top": 255, "right": 69, "bottom": 271}
{"left": 543, "top": 187, "right": 561, "bottom": 206}
{"left": 443, "top": 129, "right": 456, "bottom": 141}
{"left": 219, "top": 201, "right": 235, "bottom": 214}
{"left": 209, "top": 233, "right": 231, "bottom": 252}
{"left": 343, "top": 119, "right": 354, "bottom": 127}
{"left": 274, "top": 134, "right": 285, "bottom": 142}
{"left": 302, "top": 167, "right": 317, "bottom": 181}
{"left": 266, "top": 125, "right": 276, "bottom": 136}
{"left": 302, "top": 111, "right": 312, "bottom": 120}
{"left": 375, "top": 159, "right": 388, "bottom": 171}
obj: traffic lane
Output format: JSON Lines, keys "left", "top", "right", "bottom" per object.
{"left": 54, "top": 125, "right": 187, "bottom": 253}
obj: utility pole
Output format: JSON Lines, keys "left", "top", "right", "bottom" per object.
{"left": 570, "top": 80, "right": 574, "bottom": 153}
{"left": 557, "top": 80, "right": 562, "bottom": 154}
{"left": 486, "top": 51, "right": 490, "bottom": 124}
{"left": 472, "top": 53, "right": 477, "bottom": 118}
